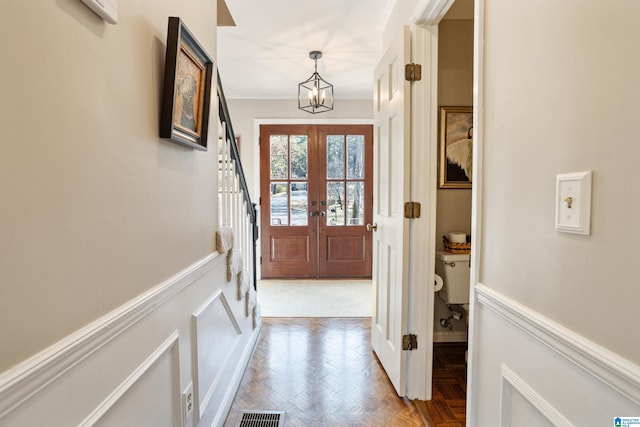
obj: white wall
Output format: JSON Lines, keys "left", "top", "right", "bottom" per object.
{"left": 0, "top": 2, "right": 259, "bottom": 426}
{"left": 471, "top": 0, "right": 640, "bottom": 423}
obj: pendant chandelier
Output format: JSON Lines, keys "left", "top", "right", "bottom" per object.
{"left": 298, "top": 51, "right": 334, "bottom": 114}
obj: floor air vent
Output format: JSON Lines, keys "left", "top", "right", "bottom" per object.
{"left": 236, "top": 410, "right": 285, "bottom": 427}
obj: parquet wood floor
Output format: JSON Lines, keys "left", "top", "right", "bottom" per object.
{"left": 224, "top": 318, "right": 427, "bottom": 426}
{"left": 418, "top": 343, "right": 467, "bottom": 426}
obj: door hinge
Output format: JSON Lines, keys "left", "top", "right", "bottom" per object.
{"left": 404, "top": 201, "right": 421, "bottom": 219}
{"left": 402, "top": 334, "right": 418, "bottom": 351}
{"left": 259, "top": 256, "right": 262, "bottom": 265}
{"left": 405, "top": 63, "right": 422, "bottom": 82}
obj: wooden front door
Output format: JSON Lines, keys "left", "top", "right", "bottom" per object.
{"left": 260, "top": 124, "right": 373, "bottom": 278}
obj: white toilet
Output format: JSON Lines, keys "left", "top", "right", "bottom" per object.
{"left": 435, "top": 250, "right": 471, "bottom": 362}
{"left": 434, "top": 250, "right": 470, "bottom": 313}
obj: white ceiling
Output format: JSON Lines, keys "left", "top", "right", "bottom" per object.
{"left": 217, "top": 0, "right": 392, "bottom": 100}
{"left": 217, "top": 0, "right": 473, "bottom": 100}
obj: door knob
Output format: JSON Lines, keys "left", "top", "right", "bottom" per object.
{"left": 310, "top": 211, "right": 317, "bottom": 217}
{"left": 366, "top": 223, "right": 377, "bottom": 232}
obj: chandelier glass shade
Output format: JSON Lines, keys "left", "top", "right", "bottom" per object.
{"left": 298, "top": 51, "right": 334, "bottom": 114}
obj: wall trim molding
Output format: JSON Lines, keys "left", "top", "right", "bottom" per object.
{"left": 79, "top": 332, "right": 181, "bottom": 427}
{"left": 476, "top": 283, "right": 640, "bottom": 406}
{"left": 0, "top": 253, "right": 224, "bottom": 420}
{"left": 192, "top": 290, "right": 242, "bottom": 422}
{"left": 211, "top": 320, "right": 262, "bottom": 427}
{"left": 500, "top": 363, "right": 573, "bottom": 427}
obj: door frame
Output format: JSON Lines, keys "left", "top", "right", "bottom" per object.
{"left": 467, "top": 0, "right": 485, "bottom": 422}
{"left": 411, "top": 0, "right": 483, "bottom": 406}
{"left": 253, "top": 119, "right": 373, "bottom": 280}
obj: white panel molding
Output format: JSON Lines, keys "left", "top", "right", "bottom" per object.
{"left": 476, "top": 283, "right": 640, "bottom": 406}
{"left": 0, "top": 253, "right": 224, "bottom": 420}
{"left": 500, "top": 364, "right": 574, "bottom": 427}
{"left": 192, "top": 289, "right": 242, "bottom": 422}
{"left": 79, "top": 332, "right": 181, "bottom": 427}
{"left": 210, "top": 320, "right": 262, "bottom": 427}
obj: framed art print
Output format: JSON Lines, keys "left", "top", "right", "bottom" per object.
{"left": 439, "top": 106, "right": 473, "bottom": 189}
{"left": 160, "top": 17, "right": 213, "bottom": 151}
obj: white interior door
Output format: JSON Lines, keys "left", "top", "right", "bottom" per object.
{"left": 370, "top": 26, "right": 411, "bottom": 396}
{"left": 371, "top": 24, "right": 438, "bottom": 400}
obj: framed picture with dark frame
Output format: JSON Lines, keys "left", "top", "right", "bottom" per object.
{"left": 439, "top": 106, "right": 473, "bottom": 189}
{"left": 160, "top": 17, "right": 213, "bottom": 151}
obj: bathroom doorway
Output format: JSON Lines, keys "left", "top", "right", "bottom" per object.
{"left": 427, "top": 1, "right": 475, "bottom": 424}
{"left": 433, "top": 0, "right": 474, "bottom": 345}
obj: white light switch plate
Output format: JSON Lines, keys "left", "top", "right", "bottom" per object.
{"left": 555, "top": 171, "right": 592, "bottom": 235}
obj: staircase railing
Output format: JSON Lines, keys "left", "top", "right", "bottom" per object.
{"left": 217, "top": 72, "right": 258, "bottom": 290}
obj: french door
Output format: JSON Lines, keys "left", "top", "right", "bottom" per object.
{"left": 260, "top": 124, "right": 373, "bottom": 278}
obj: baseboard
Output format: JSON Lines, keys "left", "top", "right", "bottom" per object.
{"left": 433, "top": 331, "right": 468, "bottom": 343}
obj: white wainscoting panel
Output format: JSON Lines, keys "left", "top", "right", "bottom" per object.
{"left": 83, "top": 332, "right": 181, "bottom": 427}
{"left": 470, "top": 283, "right": 640, "bottom": 426}
{"left": 500, "top": 364, "right": 572, "bottom": 427}
{"left": 192, "top": 290, "right": 242, "bottom": 422}
{"left": 0, "top": 254, "right": 218, "bottom": 423}
{"left": 0, "top": 253, "right": 261, "bottom": 427}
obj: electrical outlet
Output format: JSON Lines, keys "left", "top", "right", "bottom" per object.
{"left": 183, "top": 382, "right": 194, "bottom": 422}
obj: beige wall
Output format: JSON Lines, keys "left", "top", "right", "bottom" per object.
{"left": 481, "top": 0, "right": 640, "bottom": 364}
{"left": 0, "top": 1, "right": 218, "bottom": 371}
{"left": 436, "top": 19, "right": 474, "bottom": 250}
{"left": 226, "top": 99, "right": 373, "bottom": 201}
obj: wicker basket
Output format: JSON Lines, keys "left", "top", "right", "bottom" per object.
{"left": 443, "top": 236, "right": 471, "bottom": 254}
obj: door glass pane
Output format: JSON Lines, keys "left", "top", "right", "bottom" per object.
{"left": 270, "top": 182, "right": 288, "bottom": 225}
{"left": 326, "top": 182, "right": 345, "bottom": 226}
{"left": 270, "top": 136, "right": 288, "bottom": 179}
{"left": 346, "top": 182, "right": 364, "bottom": 225}
{"left": 326, "top": 135, "right": 345, "bottom": 179}
{"left": 346, "top": 135, "right": 365, "bottom": 179}
{"left": 290, "top": 182, "right": 308, "bottom": 226}
{"left": 290, "top": 135, "right": 308, "bottom": 179}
